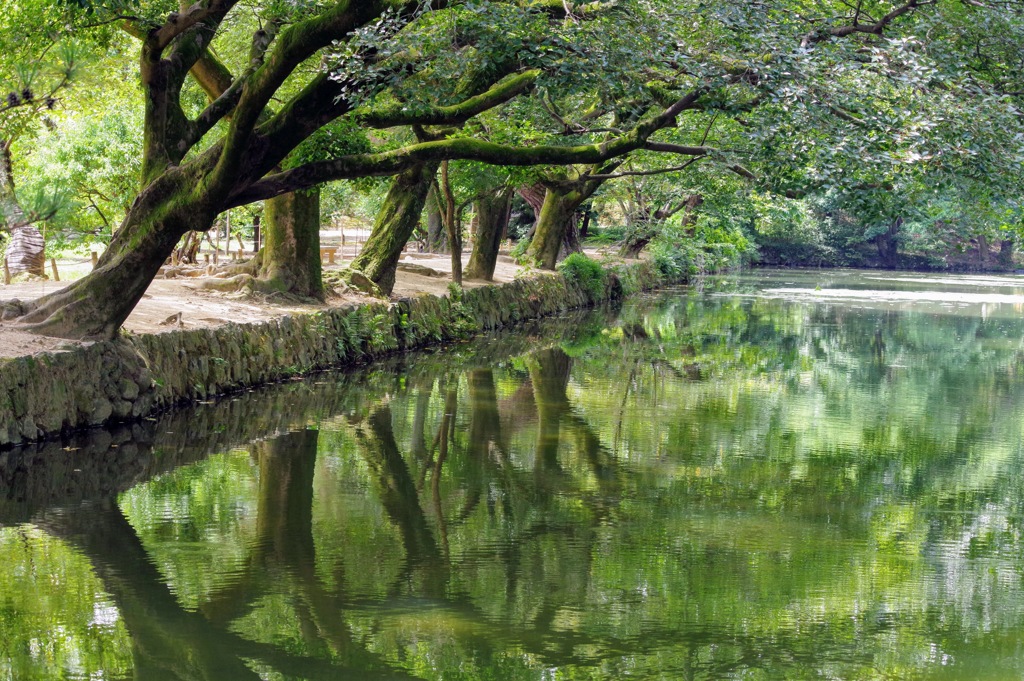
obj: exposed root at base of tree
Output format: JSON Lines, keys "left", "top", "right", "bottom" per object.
{"left": 0, "top": 298, "right": 27, "bottom": 321}
{"left": 323, "top": 269, "right": 387, "bottom": 299}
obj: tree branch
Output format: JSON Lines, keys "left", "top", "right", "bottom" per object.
{"left": 802, "top": 0, "right": 936, "bottom": 46}
{"left": 226, "top": 134, "right": 649, "bottom": 207}
{"left": 577, "top": 156, "right": 703, "bottom": 181}
{"left": 356, "top": 69, "right": 541, "bottom": 128}
{"left": 210, "top": 1, "right": 433, "bottom": 197}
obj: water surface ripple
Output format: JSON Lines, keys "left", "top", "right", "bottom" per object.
{"left": 4, "top": 269, "right": 1024, "bottom": 680}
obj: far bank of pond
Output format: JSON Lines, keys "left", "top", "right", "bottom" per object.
{"left": 6, "top": 269, "right": 1024, "bottom": 678}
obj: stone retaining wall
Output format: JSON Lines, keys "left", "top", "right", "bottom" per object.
{"left": 0, "top": 261, "right": 673, "bottom": 448}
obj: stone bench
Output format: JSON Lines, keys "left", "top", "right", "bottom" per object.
{"left": 320, "top": 247, "right": 339, "bottom": 265}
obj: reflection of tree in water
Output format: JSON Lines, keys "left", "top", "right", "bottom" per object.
{"left": 33, "top": 429, "right": 416, "bottom": 680}
{"left": 12, "top": 289, "right": 1024, "bottom": 678}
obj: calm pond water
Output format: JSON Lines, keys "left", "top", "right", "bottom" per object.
{"left": 5, "top": 269, "right": 1024, "bottom": 680}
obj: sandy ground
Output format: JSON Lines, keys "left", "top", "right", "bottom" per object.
{"left": 0, "top": 251, "right": 553, "bottom": 359}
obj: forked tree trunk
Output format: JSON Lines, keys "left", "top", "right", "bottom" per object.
{"left": 465, "top": 188, "right": 512, "bottom": 280}
{"left": 259, "top": 187, "right": 323, "bottom": 299}
{"left": 349, "top": 161, "right": 437, "bottom": 295}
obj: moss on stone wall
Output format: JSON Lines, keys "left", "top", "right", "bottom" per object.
{"left": 0, "top": 260, "right": 675, "bottom": 448}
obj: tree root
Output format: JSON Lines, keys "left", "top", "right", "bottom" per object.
{"left": 323, "top": 269, "right": 387, "bottom": 298}
{"left": 0, "top": 298, "right": 27, "bottom": 321}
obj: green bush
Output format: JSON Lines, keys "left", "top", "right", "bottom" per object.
{"left": 650, "top": 212, "right": 754, "bottom": 278}
{"left": 510, "top": 237, "right": 531, "bottom": 261}
{"left": 558, "top": 252, "right": 607, "bottom": 298}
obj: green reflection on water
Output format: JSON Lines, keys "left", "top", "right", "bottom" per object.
{"left": 6, "top": 270, "right": 1024, "bottom": 679}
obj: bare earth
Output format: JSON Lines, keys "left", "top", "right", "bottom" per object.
{"left": 0, "top": 253, "right": 549, "bottom": 359}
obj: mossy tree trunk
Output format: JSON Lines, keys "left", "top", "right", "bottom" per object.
{"left": 526, "top": 184, "right": 586, "bottom": 270}
{"left": 998, "top": 238, "right": 1015, "bottom": 269}
{"left": 525, "top": 165, "right": 615, "bottom": 270}
{"left": 465, "top": 187, "right": 512, "bottom": 280}
{"left": 259, "top": 187, "right": 323, "bottom": 299}
{"left": 438, "top": 160, "right": 462, "bottom": 285}
{"left": 349, "top": 161, "right": 437, "bottom": 295}
{"left": 424, "top": 184, "right": 447, "bottom": 253}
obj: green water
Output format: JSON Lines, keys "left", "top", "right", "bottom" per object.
{"left": 5, "top": 269, "right": 1024, "bottom": 680}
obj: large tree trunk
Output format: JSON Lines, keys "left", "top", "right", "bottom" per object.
{"left": 438, "top": 160, "right": 462, "bottom": 285}
{"left": 15, "top": 172, "right": 213, "bottom": 339}
{"left": 465, "top": 188, "right": 512, "bottom": 280}
{"left": 875, "top": 216, "right": 901, "bottom": 269}
{"left": 424, "top": 185, "right": 447, "bottom": 253}
{"left": 516, "top": 183, "right": 545, "bottom": 243}
{"left": 258, "top": 187, "right": 324, "bottom": 299}
{"left": 349, "top": 162, "right": 437, "bottom": 295}
{"left": 998, "top": 238, "right": 1015, "bottom": 269}
{"left": 526, "top": 185, "right": 586, "bottom": 270}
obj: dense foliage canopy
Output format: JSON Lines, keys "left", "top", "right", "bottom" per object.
{"left": 0, "top": 0, "right": 1022, "bottom": 338}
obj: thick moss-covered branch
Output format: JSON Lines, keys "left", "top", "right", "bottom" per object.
{"left": 245, "top": 48, "right": 532, "bottom": 188}
{"left": 151, "top": 0, "right": 239, "bottom": 51}
{"left": 229, "top": 107, "right": 706, "bottom": 207}
{"left": 187, "top": 28, "right": 278, "bottom": 146}
{"left": 226, "top": 138, "right": 593, "bottom": 206}
{"left": 130, "top": 1, "right": 240, "bottom": 179}
{"left": 357, "top": 69, "right": 541, "bottom": 128}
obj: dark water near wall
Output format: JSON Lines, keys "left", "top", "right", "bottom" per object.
{"left": 6, "top": 269, "right": 1024, "bottom": 680}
